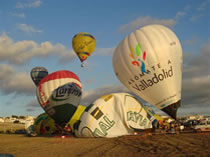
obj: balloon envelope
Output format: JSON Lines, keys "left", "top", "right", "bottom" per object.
{"left": 33, "top": 113, "right": 57, "bottom": 135}
{"left": 72, "top": 32, "right": 96, "bottom": 65}
{"left": 30, "top": 67, "right": 48, "bottom": 86}
{"left": 36, "top": 70, "right": 82, "bottom": 127}
{"left": 113, "top": 24, "right": 182, "bottom": 119}
{"left": 75, "top": 93, "right": 154, "bottom": 137}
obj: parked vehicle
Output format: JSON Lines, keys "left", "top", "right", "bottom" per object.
{"left": 194, "top": 120, "right": 210, "bottom": 132}
{"left": 183, "top": 119, "right": 200, "bottom": 128}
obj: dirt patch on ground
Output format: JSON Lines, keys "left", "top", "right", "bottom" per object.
{"left": 0, "top": 133, "right": 210, "bottom": 157}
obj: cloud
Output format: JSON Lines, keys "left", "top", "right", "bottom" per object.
{"left": 0, "top": 33, "right": 76, "bottom": 65}
{"left": 16, "top": 23, "right": 42, "bottom": 33}
{"left": 81, "top": 84, "right": 129, "bottom": 106}
{"left": 184, "top": 41, "right": 210, "bottom": 77}
{"left": 175, "top": 12, "right": 186, "bottom": 19}
{"left": 119, "top": 2, "right": 208, "bottom": 33}
{"left": 189, "top": 0, "right": 209, "bottom": 21}
{"left": 93, "top": 48, "right": 115, "bottom": 56}
{"left": 57, "top": 49, "right": 77, "bottom": 64}
{"left": 182, "top": 76, "right": 210, "bottom": 106}
{"left": 181, "top": 41, "right": 210, "bottom": 110}
{"left": 190, "top": 14, "right": 204, "bottom": 22}
{"left": 16, "top": 0, "right": 42, "bottom": 8}
{"left": 0, "top": 64, "right": 34, "bottom": 95}
{"left": 119, "top": 16, "right": 176, "bottom": 33}
{"left": 183, "top": 36, "right": 199, "bottom": 46}
{"left": 197, "top": 0, "right": 209, "bottom": 11}
{"left": 25, "top": 99, "right": 40, "bottom": 112}
{"left": 11, "top": 13, "right": 25, "bottom": 18}
{"left": 84, "top": 78, "right": 96, "bottom": 85}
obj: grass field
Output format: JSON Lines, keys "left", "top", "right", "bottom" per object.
{"left": 0, "top": 133, "right": 210, "bottom": 157}
{"left": 0, "top": 123, "right": 25, "bottom": 134}
{"left": 0, "top": 123, "right": 210, "bottom": 157}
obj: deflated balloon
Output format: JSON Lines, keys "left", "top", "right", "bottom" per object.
{"left": 33, "top": 113, "right": 57, "bottom": 135}
{"left": 36, "top": 70, "right": 82, "bottom": 127}
{"left": 144, "top": 105, "right": 163, "bottom": 128}
{"left": 30, "top": 67, "right": 48, "bottom": 86}
{"left": 74, "top": 93, "right": 156, "bottom": 137}
{"left": 113, "top": 24, "right": 183, "bottom": 119}
{"left": 72, "top": 32, "right": 96, "bottom": 67}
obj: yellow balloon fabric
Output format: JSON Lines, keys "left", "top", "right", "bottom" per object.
{"left": 33, "top": 113, "right": 57, "bottom": 135}
{"left": 72, "top": 32, "right": 96, "bottom": 62}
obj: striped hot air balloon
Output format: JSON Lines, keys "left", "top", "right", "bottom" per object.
{"left": 30, "top": 66, "right": 48, "bottom": 86}
{"left": 36, "top": 70, "right": 82, "bottom": 127}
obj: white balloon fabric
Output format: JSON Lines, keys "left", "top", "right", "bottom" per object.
{"left": 36, "top": 70, "right": 82, "bottom": 126}
{"left": 113, "top": 24, "right": 183, "bottom": 119}
{"left": 74, "top": 93, "right": 156, "bottom": 138}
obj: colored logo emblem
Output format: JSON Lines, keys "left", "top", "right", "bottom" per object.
{"left": 129, "top": 43, "right": 148, "bottom": 74}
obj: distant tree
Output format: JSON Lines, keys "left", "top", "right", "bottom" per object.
{"left": 13, "top": 120, "right": 19, "bottom": 123}
{"left": 12, "top": 115, "right": 18, "bottom": 119}
{"left": 19, "top": 116, "right": 25, "bottom": 119}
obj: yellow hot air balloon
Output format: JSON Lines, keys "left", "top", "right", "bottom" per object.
{"left": 72, "top": 32, "right": 96, "bottom": 67}
{"left": 33, "top": 113, "right": 57, "bottom": 135}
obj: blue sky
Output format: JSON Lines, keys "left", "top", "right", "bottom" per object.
{"left": 0, "top": 0, "right": 209, "bottom": 117}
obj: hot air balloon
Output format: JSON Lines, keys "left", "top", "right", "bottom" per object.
{"left": 30, "top": 66, "right": 48, "bottom": 86}
{"left": 144, "top": 105, "right": 163, "bottom": 128}
{"left": 113, "top": 24, "right": 183, "bottom": 119}
{"left": 36, "top": 70, "right": 82, "bottom": 127}
{"left": 33, "top": 113, "right": 57, "bottom": 135}
{"left": 72, "top": 32, "right": 96, "bottom": 67}
{"left": 74, "top": 93, "right": 155, "bottom": 137}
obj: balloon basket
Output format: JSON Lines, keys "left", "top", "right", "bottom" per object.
{"left": 81, "top": 62, "right": 84, "bottom": 67}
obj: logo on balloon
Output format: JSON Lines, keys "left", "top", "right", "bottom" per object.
{"left": 51, "top": 84, "right": 82, "bottom": 102}
{"left": 129, "top": 43, "right": 149, "bottom": 74}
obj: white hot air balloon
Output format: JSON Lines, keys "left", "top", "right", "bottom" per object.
{"left": 113, "top": 24, "right": 183, "bottom": 119}
{"left": 36, "top": 70, "right": 82, "bottom": 127}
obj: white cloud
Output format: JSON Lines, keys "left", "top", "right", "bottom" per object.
{"left": 93, "top": 48, "right": 114, "bottom": 56}
{"left": 175, "top": 12, "right": 186, "bottom": 19}
{"left": 119, "top": 2, "right": 208, "bottom": 33}
{"left": 183, "top": 36, "right": 199, "bottom": 46}
{"left": 0, "top": 33, "right": 115, "bottom": 66}
{"left": 119, "top": 16, "right": 176, "bottom": 33}
{"left": 16, "top": 0, "right": 42, "bottom": 8}
{"left": 189, "top": 0, "right": 209, "bottom": 21}
{"left": 11, "top": 13, "right": 25, "bottom": 18}
{"left": 190, "top": 14, "right": 204, "bottom": 21}
{"left": 0, "top": 33, "right": 76, "bottom": 65}
{"left": 84, "top": 78, "right": 96, "bottom": 85}
{"left": 81, "top": 84, "right": 129, "bottom": 106}
{"left": 181, "top": 41, "right": 210, "bottom": 110}
{"left": 16, "top": 23, "right": 42, "bottom": 33}
{"left": 0, "top": 64, "right": 34, "bottom": 95}
{"left": 197, "top": 0, "right": 209, "bottom": 11}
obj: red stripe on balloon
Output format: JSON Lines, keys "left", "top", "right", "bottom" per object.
{"left": 39, "top": 70, "right": 81, "bottom": 88}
